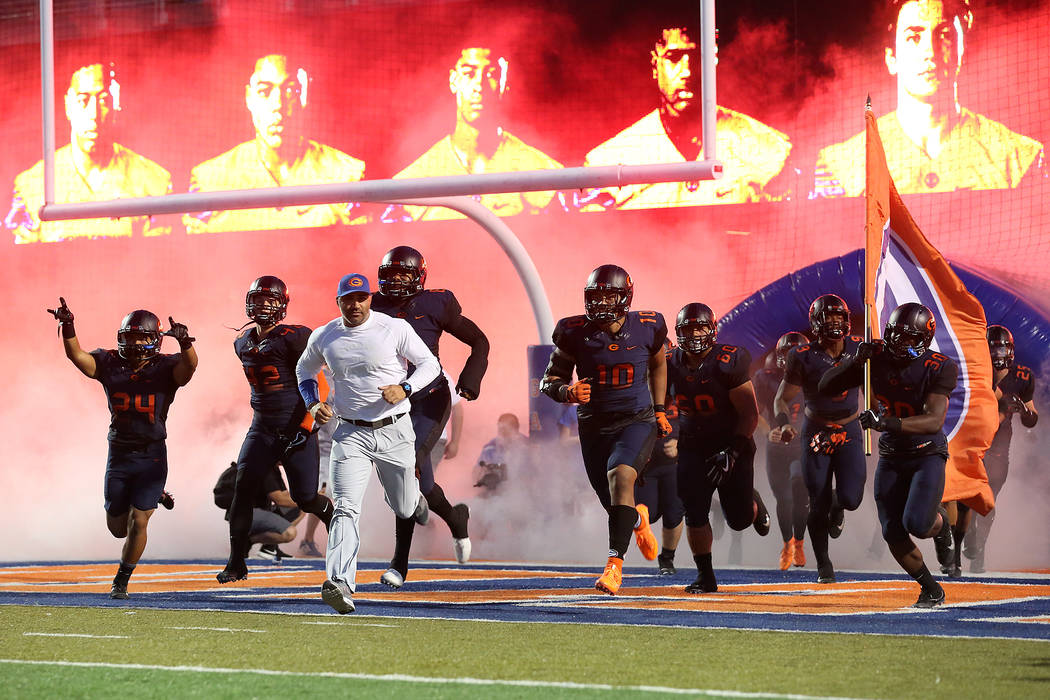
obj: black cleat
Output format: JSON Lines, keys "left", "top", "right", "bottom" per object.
{"left": 657, "top": 555, "right": 676, "bottom": 576}
{"left": 158, "top": 491, "right": 175, "bottom": 510}
{"left": 817, "top": 563, "right": 836, "bottom": 584}
{"left": 933, "top": 506, "right": 955, "bottom": 569}
{"left": 216, "top": 559, "right": 248, "bottom": 584}
{"left": 685, "top": 568, "right": 718, "bottom": 593}
{"left": 947, "top": 565, "right": 963, "bottom": 579}
{"left": 828, "top": 506, "right": 845, "bottom": 539}
{"left": 109, "top": 580, "right": 129, "bottom": 600}
{"left": 912, "top": 584, "right": 946, "bottom": 608}
{"left": 752, "top": 490, "right": 771, "bottom": 537}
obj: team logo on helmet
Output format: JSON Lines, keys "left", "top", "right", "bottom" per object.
{"left": 884, "top": 302, "right": 935, "bottom": 361}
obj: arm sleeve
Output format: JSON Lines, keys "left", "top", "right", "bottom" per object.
{"left": 399, "top": 321, "right": 440, "bottom": 392}
{"left": 1020, "top": 368, "right": 1036, "bottom": 402}
{"left": 784, "top": 349, "right": 805, "bottom": 386}
{"left": 817, "top": 356, "right": 864, "bottom": 396}
{"left": 929, "top": 359, "right": 958, "bottom": 396}
{"left": 295, "top": 329, "right": 325, "bottom": 404}
{"left": 445, "top": 313, "right": 489, "bottom": 398}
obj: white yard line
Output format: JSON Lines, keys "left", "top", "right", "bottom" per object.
{"left": 0, "top": 658, "right": 872, "bottom": 699}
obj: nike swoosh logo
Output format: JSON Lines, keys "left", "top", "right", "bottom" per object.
{"left": 626, "top": 346, "right": 638, "bottom": 350}
{"left": 415, "top": 315, "right": 426, "bottom": 319}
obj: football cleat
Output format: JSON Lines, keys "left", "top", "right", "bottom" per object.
{"left": 595, "top": 556, "right": 623, "bottom": 595}
{"left": 454, "top": 537, "right": 472, "bottom": 564}
{"left": 109, "top": 580, "right": 129, "bottom": 600}
{"left": 933, "top": 506, "right": 955, "bottom": 569}
{"left": 828, "top": 506, "right": 845, "bottom": 539}
{"left": 321, "top": 579, "right": 355, "bottom": 614}
{"left": 792, "top": 538, "right": 806, "bottom": 568}
{"left": 257, "top": 545, "right": 292, "bottom": 562}
{"left": 380, "top": 568, "right": 405, "bottom": 589}
{"left": 817, "top": 563, "right": 836, "bottom": 584}
{"left": 685, "top": 568, "right": 718, "bottom": 594}
{"left": 779, "top": 541, "right": 793, "bottom": 571}
{"left": 412, "top": 494, "right": 430, "bottom": 526}
{"left": 216, "top": 559, "right": 248, "bottom": 584}
{"left": 912, "top": 584, "right": 946, "bottom": 609}
{"left": 752, "top": 490, "right": 771, "bottom": 536}
{"left": 947, "top": 565, "right": 963, "bottom": 579}
{"left": 657, "top": 554, "right": 676, "bottom": 576}
{"left": 633, "top": 504, "right": 659, "bottom": 560}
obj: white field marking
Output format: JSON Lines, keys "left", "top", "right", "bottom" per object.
{"left": 23, "top": 632, "right": 128, "bottom": 639}
{"left": 0, "top": 658, "right": 873, "bottom": 699}
{"left": 164, "top": 626, "right": 267, "bottom": 633}
{"left": 37, "top": 603, "right": 1050, "bottom": 642}
{"left": 956, "top": 616, "right": 1050, "bottom": 624}
{"left": 301, "top": 621, "right": 397, "bottom": 627}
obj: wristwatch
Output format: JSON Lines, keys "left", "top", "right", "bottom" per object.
{"left": 399, "top": 381, "right": 413, "bottom": 397}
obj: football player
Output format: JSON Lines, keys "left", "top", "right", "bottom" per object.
{"left": 962, "top": 325, "right": 1038, "bottom": 572}
{"left": 541, "top": 264, "right": 668, "bottom": 595}
{"left": 754, "top": 332, "right": 810, "bottom": 570}
{"left": 774, "top": 294, "right": 867, "bottom": 584}
{"left": 47, "top": 299, "right": 196, "bottom": 598}
{"left": 668, "top": 303, "right": 770, "bottom": 594}
{"left": 370, "top": 246, "right": 489, "bottom": 588}
{"left": 217, "top": 276, "right": 334, "bottom": 584}
{"left": 634, "top": 339, "right": 685, "bottom": 575}
{"left": 819, "top": 303, "right": 957, "bottom": 607}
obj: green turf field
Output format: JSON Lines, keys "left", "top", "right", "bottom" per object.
{"left": 2, "top": 605, "right": 1048, "bottom": 698}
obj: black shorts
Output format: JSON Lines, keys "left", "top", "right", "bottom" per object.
{"left": 578, "top": 410, "right": 657, "bottom": 510}
{"left": 104, "top": 440, "right": 167, "bottom": 515}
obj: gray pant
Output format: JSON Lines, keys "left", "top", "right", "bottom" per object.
{"left": 326, "top": 415, "right": 419, "bottom": 592}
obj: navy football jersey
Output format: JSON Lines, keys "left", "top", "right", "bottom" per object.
{"left": 994, "top": 361, "right": 1036, "bottom": 442}
{"left": 552, "top": 310, "right": 667, "bottom": 417}
{"left": 753, "top": 368, "right": 803, "bottom": 428}
{"left": 784, "top": 335, "right": 865, "bottom": 420}
{"left": 868, "top": 345, "right": 958, "bottom": 457}
{"left": 370, "top": 289, "right": 460, "bottom": 360}
{"left": 234, "top": 324, "right": 311, "bottom": 429}
{"left": 667, "top": 343, "right": 752, "bottom": 442}
{"left": 90, "top": 349, "right": 181, "bottom": 445}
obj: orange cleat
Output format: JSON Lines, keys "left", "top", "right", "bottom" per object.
{"left": 595, "top": 556, "right": 623, "bottom": 595}
{"left": 792, "top": 537, "right": 806, "bottom": 568}
{"left": 633, "top": 504, "right": 659, "bottom": 561}
{"left": 779, "top": 540, "right": 793, "bottom": 571}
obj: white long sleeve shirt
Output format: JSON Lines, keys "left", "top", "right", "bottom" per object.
{"left": 296, "top": 310, "right": 440, "bottom": 422}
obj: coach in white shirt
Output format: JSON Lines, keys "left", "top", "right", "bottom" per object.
{"left": 296, "top": 272, "right": 440, "bottom": 614}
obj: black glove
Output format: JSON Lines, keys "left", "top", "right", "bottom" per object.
{"left": 1005, "top": 394, "right": 1027, "bottom": 414}
{"left": 855, "top": 341, "right": 878, "bottom": 362}
{"left": 163, "top": 316, "right": 195, "bottom": 350}
{"left": 859, "top": 409, "right": 902, "bottom": 432}
{"left": 283, "top": 426, "right": 317, "bottom": 457}
{"left": 704, "top": 449, "right": 734, "bottom": 486}
{"left": 47, "top": 297, "right": 76, "bottom": 338}
{"left": 810, "top": 423, "right": 850, "bottom": 454}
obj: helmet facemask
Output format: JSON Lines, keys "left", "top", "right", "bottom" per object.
{"left": 246, "top": 290, "right": 288, "bottom": 326}
{"left": 378, "top": 264, "right": 423, "bottom": 298}
{"left": 584, "top": 288, "right": 630, "bottom": 322}
{"left": 676, "top": 320, "right": 716, "bottom": 354}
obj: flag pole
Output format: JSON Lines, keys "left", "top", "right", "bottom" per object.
{"left": 862, "top": 96, "right": 874, "bottom": 456}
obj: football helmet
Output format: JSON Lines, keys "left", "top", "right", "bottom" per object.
{"left": 246, "top": 275, "right": 289, "bottom": 325}
{"left": 774, "top": 331, "right": 808, "bottom": 369}
{"left": 584, "top": 264, "right": 632, "bottom": 322}
{"left": 986, "top": 325, "right": 1015, "bottom": 370}
{"left": 884, "top": 302, "right": 936, "bottom": 361}
{"left": 809, "top": 294, "right": 851, "bottom": 340}
{"left": 675, "top": 303, "right": 717, "bottom": 354}
{"left": 378, "top": 246, "right": 427, "bottom": 298}
{"left": 117, "top": 310, "right": 162, "bottom": 361}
